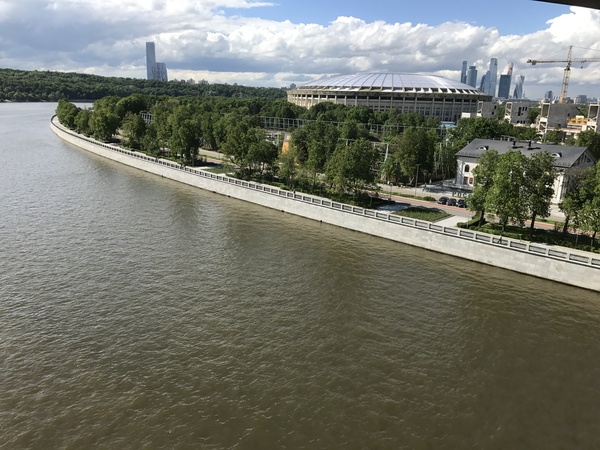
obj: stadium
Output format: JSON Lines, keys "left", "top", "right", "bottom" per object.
{"left": 287, "top": 72, "right": 492, "bottom": 123}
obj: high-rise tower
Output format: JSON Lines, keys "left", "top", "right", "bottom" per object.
{"left": 460, "top": 61, "right": 468, "bottom": 84}
{"left": 488, "top": 58, "right": 498, "bottom": 97}
{"left": 497, "top": 63, "right": 513, "bottom": 99}
{"left": 513, "top": 75, "right": 525, "bottom": 99}
{"left": 466, "top": 65, "right": 477, "bottom": 88}
{"left": 146, "top": 42, "right": 168, "bottom": 82}
{"left": 146, "top": 42, "right": 156, "bottom": 80}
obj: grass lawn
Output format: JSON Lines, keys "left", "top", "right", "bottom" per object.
{"left": 472, "top": 222, "right": 599, "bottom": 253}
{"left": 393, "top": 206, "right": 452, "bottom": 222}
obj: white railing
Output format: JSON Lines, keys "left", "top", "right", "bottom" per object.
{"left": 52, "top": 117, "right": 600, "bottom": 270}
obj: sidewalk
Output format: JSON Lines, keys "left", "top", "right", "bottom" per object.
{"left": 378, "top": 182, "right": 566, "bottom": 223}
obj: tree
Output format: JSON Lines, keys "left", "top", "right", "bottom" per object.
{"left": 559, "top": 167, "right": 595, "bottom": 236}
{"left": 89, "top": 108, "right": 120, "bottom": 141}
{"left": 325, "top": 139, "right": 379, "bottom": 193}
{"left": 74, "top": 108, "right": 92, "bottom": 136}
{"left": 56, "top": 99, "right": 80, "bottom": 129}
{"left": 469, "top": 149, "right": 499, "bottom": 226}
{"left": 580, "top": 197, "right": 600, "bottom": 247}
{"left": 576, "top": 129, "right": 600, "bottom": 160}
{"left": 120, "top": 112, "right": 147, "bottom": 150}
{"left": 391, "top": 127, "right": 437, "bottom": 180}
{"left": 246, "top": 127, "right": 278, "bottom": 174}
{"left": 544, "top": 127, "right": 564, "bottom": 144}
{"left": 524, "top": 151, "right": 556, "bottom": 238}
{"left": 579, "top": 165, "right": 600, "bottom": 246}
{"left": 485, "top": 151, "right": 528, "bottom": 232}
{"left": 141, "top": 123, "right": 161, "bottom": 158}
{"left": 277, "top": 147, "right": 299, "bottom": 189}
{"left": 527, "top": 106, "right": 540, "bottom": 125}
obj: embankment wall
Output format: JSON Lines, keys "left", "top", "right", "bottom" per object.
{"left": 51, "top": 117, "right": 600, "bottom": 292}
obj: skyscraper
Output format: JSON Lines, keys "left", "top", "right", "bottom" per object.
{"left": 146, "top": 41, "right": 168, "bottom": 82}
{"left": 479, "top": 72, "right": 488, "bottom": 93}
{"left": 155, "top": 63, "right": 168, "bottom": 82}
{"left": 497, "top": 64, "right": 513, "bottom": 99}
{"left": 146, "top": 42, "right": 156, "bottom": 80}
{"left": 479, "top": 58, "right": 498, "bottom": 96}
{"left": 466, "top": 65, "right": 477, "bottom": 88}
{"left": 513, "top": 75, "right": 525, "bottom": 99}
{"left": 460, "top": 61, "right": 468, "bottom": 84}
{"left": 488, "top": 58, "right": 498, "bottom": 97}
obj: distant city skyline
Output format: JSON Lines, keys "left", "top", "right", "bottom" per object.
{"left": 0, "top": 0, "right": 599, "bottom": 98}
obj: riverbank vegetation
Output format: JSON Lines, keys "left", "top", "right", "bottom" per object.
{"left": 0, "top": 68, "right": 286, "bottom": 102}
{"left": 55, "top": 95, "right": 600, "bottom": 252}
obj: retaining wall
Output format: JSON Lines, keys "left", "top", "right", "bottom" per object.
{"left": 51, "top": 117, "right": 600, "bottom": 292}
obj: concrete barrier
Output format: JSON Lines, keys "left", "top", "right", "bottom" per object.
{"left": 51, "top": 117, "right": 600, "bottom": 292}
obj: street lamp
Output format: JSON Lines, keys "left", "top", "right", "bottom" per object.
{"left": 414, "top": 163, "right": 420, "bottom": 196}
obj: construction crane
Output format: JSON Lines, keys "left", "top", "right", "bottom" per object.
{"left": 527, "top": 46, "right": 600, "bottom": 103}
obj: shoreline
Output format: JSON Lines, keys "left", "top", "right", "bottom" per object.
{"left": 50, "top": 116, "right": 600, "bottom": 292}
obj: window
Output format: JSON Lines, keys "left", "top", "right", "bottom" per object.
{"left": 464, "top": 164, "right": 470, "bottom": 173}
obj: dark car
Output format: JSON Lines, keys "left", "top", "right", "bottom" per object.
{"left": 437, "top": 196, "right": 448, "bottom": 205}
{"left": 457, "top": 198, "right": 467, "bottom": 208}
{"left": 447, "top": 198, "right": 457, "bottom": 207}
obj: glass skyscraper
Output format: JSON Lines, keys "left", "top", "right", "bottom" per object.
{"left": 146, "top": 42, "right": 168, "bottom": 82}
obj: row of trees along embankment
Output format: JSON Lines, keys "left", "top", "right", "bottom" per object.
{"left": 56, "top": 95, "right": 600, "bottom": 252}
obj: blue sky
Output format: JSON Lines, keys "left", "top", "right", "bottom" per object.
{"left": 226, "top": 0, "right": 571, "bottom": 35}
{"left": 0, "top": 0, "right": 599, "bottom": 99}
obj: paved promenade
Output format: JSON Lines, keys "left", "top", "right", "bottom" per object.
{"left": 197, "top": 148, "right": 566, "bottom": 227}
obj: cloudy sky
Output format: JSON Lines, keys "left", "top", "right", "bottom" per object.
{"left": 1, "top": 0, "right": 600, "bottom": 99}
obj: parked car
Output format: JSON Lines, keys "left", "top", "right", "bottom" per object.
{"left": 457, "top": 198, "right": 467, "bottom": 208}
{"left": 447, "top": 198, "right": 457, "bottom": 207}
{"left": 437, "top": 196, "right": 448, "bottom": 205}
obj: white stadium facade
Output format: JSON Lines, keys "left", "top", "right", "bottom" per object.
{"left": 287, "top": 72, "right": 492, "bottom": 123}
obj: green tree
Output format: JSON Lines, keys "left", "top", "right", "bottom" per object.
{"left": 277, "top": 147, "right": 299, "bottom": 189}
{"left": 579, "top": 165, "right": 600, "bottom": 246}
{"left": 56, "top": 99, "right": 79, "bottom": 129}
{"left": 246, "top": 127, "right": 278, "bottom": 174}
{"left": 141, "top": 123, "right": 161, "bottom": 157}
{"left": 325, "top": 139, "right": 378, "bottom": 193}
{"left": 74, "top": 108, "right": 92, "bottom": 136}
{"left": 576, "top": 129, "right": 600, "bottom": 160}
{"left": 469, "top": 149, "right": 499, "bottom": 226}
{"left": 392, "top": 127, "right": 437, "bottom": 180}
{"left": 559, "top": 167, "right": 595, "bottom": 236}
{"left": 524, "top": 151, "right": 556, "bottom": 238}
{"left": 120, "top": 112, "right": 147, "bottom": 150}
{"left": 527, "top": 106, "right": 540, "bottom": 125}
{"left": 89, "top": 108, "right": 120, "bottom": 141}
{"left": 486, "top": 151, "right": 528, "bottom": 232}
{"left": 544, "top": 127, "right": 564, "bottom": 144}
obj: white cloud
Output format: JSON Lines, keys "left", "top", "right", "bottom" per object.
{"left": 1, "top": 1, "right": 600, "bottom": 99}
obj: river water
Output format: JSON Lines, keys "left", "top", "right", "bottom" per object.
{"left": 1, "top": 103, "right": 599, "bottom": 449}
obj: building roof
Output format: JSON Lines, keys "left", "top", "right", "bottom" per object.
{"left": 456, "top": 138, "right": 595, "bottom": 169}
{"left": 298, "top": 72, "right": 482, "bottom": 94}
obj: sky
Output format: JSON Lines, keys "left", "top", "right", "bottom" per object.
{"left": 1, "top": 0, "right": 600, "bottom": 100}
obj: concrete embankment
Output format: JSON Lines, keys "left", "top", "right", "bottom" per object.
{"left": 51, "top": 117, "right": 600, "bottom": 292}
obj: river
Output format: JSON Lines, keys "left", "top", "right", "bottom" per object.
{"left": 1, "top": 102, "right": 599, "bottom": 449}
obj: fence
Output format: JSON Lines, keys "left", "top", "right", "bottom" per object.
{"left": 51, "top": 117, "right": 600, "bottom": 272}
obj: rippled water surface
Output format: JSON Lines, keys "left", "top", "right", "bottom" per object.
{"left": 1, "top": 103, "right": 600, "bottom": 449}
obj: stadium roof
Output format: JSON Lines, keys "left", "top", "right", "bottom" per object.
{"left": 299, "top": 73, "right": 481, "bottom": 94}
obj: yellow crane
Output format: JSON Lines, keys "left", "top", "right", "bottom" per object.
{"left": 527, "top": 45, "right": 600, "bottom": 103}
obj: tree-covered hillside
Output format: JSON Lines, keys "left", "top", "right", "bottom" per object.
{"left": 0, "top": 68, "right": 287, "bottom": 102}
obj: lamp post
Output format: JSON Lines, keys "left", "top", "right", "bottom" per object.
{"left": 414, "top": 164, "right": 420, "bottom": 196}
